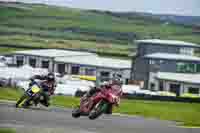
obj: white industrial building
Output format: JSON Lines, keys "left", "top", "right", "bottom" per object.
{"left": 55, "top": 55, "right": 131, "bottom": 84}
{"left": 12, "top": 49, "right": 131, "bottom": 84}
{"left": 155, "top": 72, "right": 200, "bottom": 95}
{"left": 13, "top": 49, "right": 95, "bottom": 71}
{"left": 133, "top": 39, "right": 200, "bottom": 95}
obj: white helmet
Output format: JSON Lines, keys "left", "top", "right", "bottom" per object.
{"left": 112, "top": 73, "right": 123, "bottom": 85}
{"left": 100, "top": 81, "right": 109, "bottom": 86}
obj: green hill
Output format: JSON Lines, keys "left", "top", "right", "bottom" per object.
{"left": 0, "top": 2, "right": 199, "bottom": 57}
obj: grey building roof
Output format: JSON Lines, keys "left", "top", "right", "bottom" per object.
{"left": 14, "top": 49, "right": 96, "bottom": 58}
{"left": 136, "top": 39, "right": 200, "bottom": 47}
{"left": 144, "top": 53, "right": 200, "bottom": 62}
{"left": 156, "top": 72, "right": 200, "bottom": 84}
{"left": 55, "top": 56, "right": 131, "bottom": 69}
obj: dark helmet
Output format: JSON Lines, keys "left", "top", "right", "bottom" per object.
{"left": 47, "top": 72, "right": 55, "bottom": 81}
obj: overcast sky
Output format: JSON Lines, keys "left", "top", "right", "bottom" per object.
{"left": 2, "top": 0, "right": 200, "bottom": 16}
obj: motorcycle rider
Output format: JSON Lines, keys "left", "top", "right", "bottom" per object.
{"left": 85, "top": 74, "right": 123, "bottom": 114}
{"left": 29, "top": 72, "right": 56, "bottom": 107}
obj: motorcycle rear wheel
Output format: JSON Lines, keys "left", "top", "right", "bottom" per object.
{"left": 88, "top": 100, "right": 108, "bottom": 120}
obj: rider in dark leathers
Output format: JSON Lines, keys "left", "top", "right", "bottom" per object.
{"left": 29, "top": 72, "right": 56, "bottom": 107}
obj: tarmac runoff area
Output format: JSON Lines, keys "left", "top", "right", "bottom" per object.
{"left": 0, "top": 102, "right": 200, "bottom": 133}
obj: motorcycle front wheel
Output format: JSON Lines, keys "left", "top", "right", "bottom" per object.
{"left": 88, "top": 100, "right": 108, "bottom": 120}
{"left": 16, "top": 94, "right": 27, "bottom": 108}
{"left": 72, "top": 107, "right": 81, "bottom": 118}
{"left": 16, "top": 94, "right": 33, "bottom": 108}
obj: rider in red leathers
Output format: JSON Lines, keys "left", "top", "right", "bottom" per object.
{"left": 85, "top": 74, "right": 123, "bottom": 114}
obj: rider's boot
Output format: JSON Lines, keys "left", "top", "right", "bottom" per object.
{"left": 105, "top": 104, "right": 113, "bottom": 114}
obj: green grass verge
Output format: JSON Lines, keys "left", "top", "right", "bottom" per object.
{"left": 51, "top": 95, "right": 80, "bottom": 108}
{"left": 1, "top": 87, "right": 200, "bottom": 127}
{"left": 0, "top": 88, "right": 23, "bottom": 101}
{"left": 0, "top": 128, "right": 16, "bottom": 133}
{"left": 115, "top": 99, "right": 200, "bottom": 127}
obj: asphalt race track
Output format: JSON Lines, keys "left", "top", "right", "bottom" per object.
{"left": 0, "top": 102, "right": 199, "bottom": 133}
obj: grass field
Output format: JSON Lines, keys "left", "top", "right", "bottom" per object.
{"left": 0, "top": 128, "right": 16, "bottom": 133}
{"left": 0, "top": 46, "right": 132, "bottom": 60}
{"left": 0, "top": 2, "right": 200, "bottom": 57}
{"left": 0, "top": 35, "right": 133, "bottom": 57}
{"left": 0, "top": 87, "right": 23, "bottom": 101}
{"left": 0, "top": 47, "right": 28, "bottom": 54}
{"left": 0, "top": 87, "right": 200, "bottom": 127}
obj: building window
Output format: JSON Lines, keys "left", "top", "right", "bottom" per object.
{"left": 180, "top": 48, "right": 193, "bottom": 55}
{"left": 125, "top": 79, "right": 129, "bottom": 85}
{"left": 100, "top": 71, "right": 110, "bottom": 81}
{"left": 57, "top": 64, "right": 65, "bottom": 74}
{"left": 169, "top": 83, "right": 180, "bottom": 96}
{"left": 150, "top": 83, "right": 155, "bottom": 91}
{"left": 176, "top": 62, "right": 196, "bottom": 73}
{"left": 159, "top": 81, "right": 164, "bottom": 91}
{"left": 196, "top": 64, "right": 200, "bottom": 73}
{"left": 159, "top": 60, "right": 164, "bottom": 64}
{"left": 16, "top": 56, "right": 24, "bottom": 67}
{"left": 71, "top": 66, "right": 80, "bottom": 75}
{"left": 85, "top": 68, "right": 95, "bottom": 76}
{"left": 100, "top": 71, "right": 110, "bottom": 77}
{"left": 149, "top": 60, "right": 155, "bottom": 65}
{"left": 42, "top": 60, "right": 49, "bottom": 69}
{"left": 188, "top": 87, "right": 199, "bottom": 94}
{"left": 29, "top": 58, "right": 36, "bottom": 68}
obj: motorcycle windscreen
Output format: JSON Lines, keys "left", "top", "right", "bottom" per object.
{"left": 31, "top": 85, "right": 40, "bottom": 93}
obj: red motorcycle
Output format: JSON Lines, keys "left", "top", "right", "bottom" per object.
{"left": 72, "top": 86, "right": 122, "bottom": 120}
